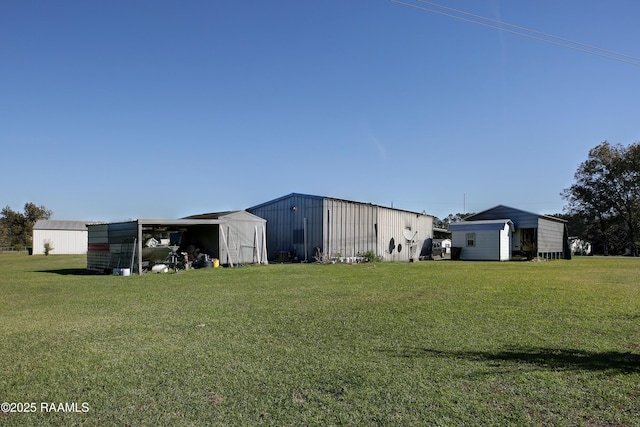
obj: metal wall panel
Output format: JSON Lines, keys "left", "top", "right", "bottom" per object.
{"left": 376, "top": 206, "right": 433, "bottom": 261}
{"left": 537, "top": 218, "right": 565, "bottom": 254}
{"left": 323, "top": 198, "right": 377, "bottom": 259}
{"left": 32, "top": 229, "right": 88, "bottom": 255}
{"left": 249, "top": 194, "right": 323, "bottom": 262}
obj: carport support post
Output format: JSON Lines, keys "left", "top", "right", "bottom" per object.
{"left": 137, "top": 222, "right": 143, "bottom": 275}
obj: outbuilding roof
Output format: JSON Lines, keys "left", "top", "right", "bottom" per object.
{"left": 249, "top": 192, "right": 432, "bottom": 217}
{"left": 448, "top": 219, "right": 514, "bottom": 232}
{"left": 33, "top": 220, "right": 93, "bottom": 231}
{"left": 464, "top": 205, "right": 566, "bottom": 223}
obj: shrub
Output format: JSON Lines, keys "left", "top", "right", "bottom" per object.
{"left": 44, "top": 242, "right": 54, "bottom": 256}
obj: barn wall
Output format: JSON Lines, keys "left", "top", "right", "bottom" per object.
{"left": 323, "top": 199, "right": 377, "bottom": 259}
{"left": 376, "top": 207, "right": 433, "bottom": 261}
{"left": 250, "top": 194, "right": 433, "bottom": 262}
{"left": 248, "top": 194, "right": 324, "bottom": 261}
{"left": 108, "top": 222, "right": 138, "bottom": 269}
{"left": 87, "top": 224, "right": 110, "bottom": 272}
{"left": 32, "top": 229, "right": 88, "bottom": 255}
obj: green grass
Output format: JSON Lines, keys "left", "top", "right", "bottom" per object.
{"left": 1, "top": 254, "right": 639, "bottom": 426}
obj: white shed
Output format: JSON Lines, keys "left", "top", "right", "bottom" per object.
{"left": 32, "top": 220, "right": 90, "bottom": 255}
{"left": 449, "top": 219, "right": 514, "bottom": 261}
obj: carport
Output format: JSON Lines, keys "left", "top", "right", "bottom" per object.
{"left": 87, "top": 211, "right": 267, "bottom": 274}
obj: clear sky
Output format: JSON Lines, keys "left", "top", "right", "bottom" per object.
{"left": 2, "top": 0, "right": 639, "bottom": 222}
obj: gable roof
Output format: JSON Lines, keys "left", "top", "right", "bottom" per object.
{"left": 463, "top": 205, "right": 566, "bottom": 224}
{"left": 248, "top": 192, "right": 432, "bottom": 217}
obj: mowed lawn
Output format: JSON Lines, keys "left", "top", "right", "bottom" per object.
{"left": 1, "top": 254, "right": 639, "bottom": 426}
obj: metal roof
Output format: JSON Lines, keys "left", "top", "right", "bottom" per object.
{"left": 33, "top": 220, "right": 93, "bottom": 231}
{"left": 449, "top": 219, "right": 514, "bottom": 232}
{"left": 248, "top": 192, "right": 433, "bottom": 217}
{"left": 464, "top": 205, "right": 566, "bottom": 223}
{"left": 182, "top": 210, "right": 265, "bottom": 221}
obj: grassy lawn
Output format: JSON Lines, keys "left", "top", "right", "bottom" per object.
{"left": 1, "top": 254, "right": 639, "bottom": 426}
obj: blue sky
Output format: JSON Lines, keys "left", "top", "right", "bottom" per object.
{"left": 2, "top": 0, "right": 639, "bottom": 222}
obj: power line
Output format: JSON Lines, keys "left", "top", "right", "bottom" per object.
{"left": 388, "top": 0, "right": 640, "bottom": 67}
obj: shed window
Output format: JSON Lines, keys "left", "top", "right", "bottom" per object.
{"left": 466, "top": 233, "right": 476, "bottom": 247}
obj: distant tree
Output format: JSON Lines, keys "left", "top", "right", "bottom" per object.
{"left": 562, "top": 141, "right": 640, "bottom": 256}
{"left": 434, "top": 212, "right": 476, "bottom": 229}
{"left": 0, "top": 221, "right": 8, "bottom": 247}
{"left": 0, "top": 203, "right": 52, "bottom": 247}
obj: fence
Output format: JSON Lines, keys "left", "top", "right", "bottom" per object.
{"left": 0, "top": 247, "right": 32, "bottom": 254}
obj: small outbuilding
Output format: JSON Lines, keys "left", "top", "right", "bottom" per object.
{"left": 454, "top": 205, "right": 569, "bottom": 260}
{"left": 248, "top": 193, "right": 434, "bottom": 262}
{"left": 449, "top": 219, "right": 514, "bottom": 261}
{"left": 87, "top": 211, "right": 267, "bottom": 274}
{"left": 32, "top": 220, "right": 92, "bottom": 255}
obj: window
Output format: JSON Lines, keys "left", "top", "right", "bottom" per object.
{"left": 466, "top": 233, "right": 476, "bottom": 247}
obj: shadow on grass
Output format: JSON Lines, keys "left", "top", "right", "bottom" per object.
{"left": 36, "top": 268, "right": 98, "bottom": 275}
{"left": 384, "top": 347, "right": 640, "bottom": 373}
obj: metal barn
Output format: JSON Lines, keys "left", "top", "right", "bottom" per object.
{"left": 248, "top": 193, "right": 434, "bottom": 262}
{"left": 449, "top": 219, "right": 514, "bottom": 261}
{"left": 87, "top": 211, "right": 267, "bottom": 274}
{"left": 461, "top": 205, "right": 569, "bottom": 260}
{"left": 32, "top": 220, "right": 91, "bottom": 255}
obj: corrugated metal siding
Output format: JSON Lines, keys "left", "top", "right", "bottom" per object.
{"left": 537, "top": 218, "right": 565, "bottom": 254}
{"left": 32, "top": 229, "right": 88, "bottom": 254}
{"left": 249, "top": 194, "right": 323, "bottom": 261}
{"left": 324, "top": 199, "right": 377, "bottom": 259}
{"left": 108, "top": 222, "right": 138, "bottom": 269}
{"left": 376, "top": 206, "right": 433, "bottom": 261}
{"left": 87, "top": 224, "right": 110, "bottom": 271}
{"left": 249, "top": 193, "right": 433, "bottom": 262}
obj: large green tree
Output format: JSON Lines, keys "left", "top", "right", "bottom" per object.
{"left": 0, "top": 203, "right": 52, "bottom": 247}
{"left": 562, "top": 141, "right": 640, "bottom": 256}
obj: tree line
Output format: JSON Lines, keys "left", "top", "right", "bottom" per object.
{"left": 0, "top": 203, "right": 52, "bottom": 249}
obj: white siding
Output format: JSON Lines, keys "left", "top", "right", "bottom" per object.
{"left": 499, "top": 227, "right": 511, "bottom": 261}
{"left": 32, "top": 229, "right": 88, "bottom": 255}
